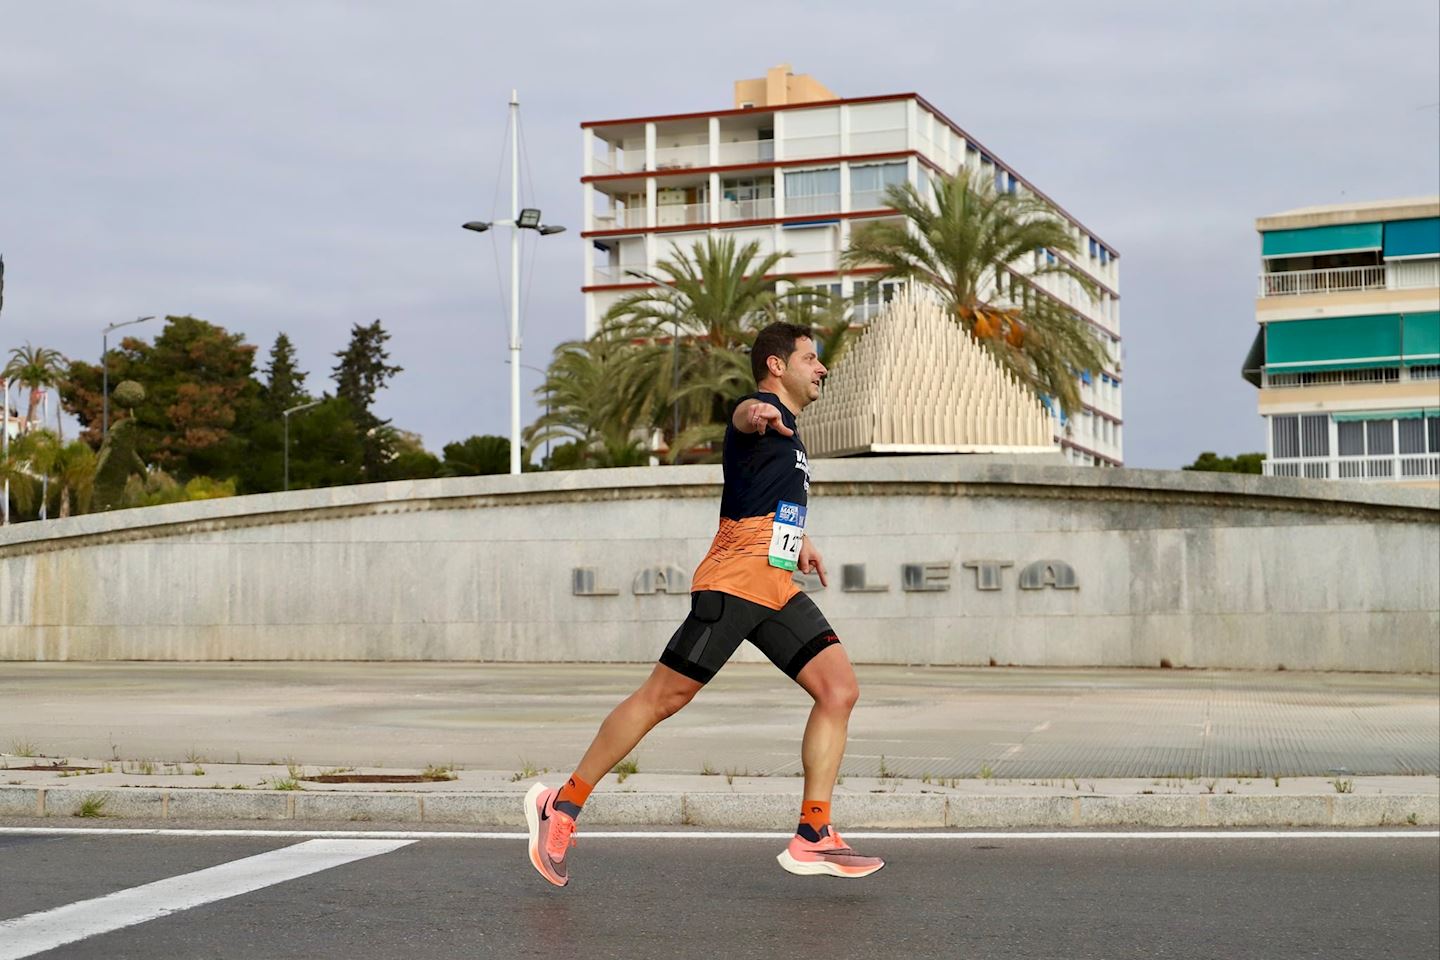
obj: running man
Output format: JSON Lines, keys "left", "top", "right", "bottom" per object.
{"left": 526, "top": 322, "right": 884, "bottom": 886}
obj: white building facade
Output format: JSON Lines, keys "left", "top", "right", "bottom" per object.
{"left": 1246, "top": 197, "right": 1440, "bottom": 489}
{"left": 579, "top": 69, "right": 1124, "bottom": 467}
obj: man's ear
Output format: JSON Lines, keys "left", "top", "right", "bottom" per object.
{"left": 766, "top": 353, "right": 786, "bottom": 378}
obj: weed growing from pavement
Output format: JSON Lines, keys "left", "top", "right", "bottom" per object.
{"left": 108, "top": 733, "right": 121, "bottom": 762}
{"left": 613, "top": 755, "right": 639, "bottom": 784}
{"left": 979, "top": 764, "right": 995, "bottom": 780}
{"left": 1332, "top": 778, "right": 1354, "bottom": 794}
{"left": 185, "top": 747, "right": 207, "bottom": 764}
{"left": 877, "top": 756, "right": 896, "bottom": 779}
{"left": 1204, "top": 780, "right": 1217, "bottom": 794}
{"left": 76, "top": 795, "right": 108, "bottom": 818}
{"left": 192, "top": 765, "right": 205, "bottom": 776}
{"left": 8, "top": 740, "right": 38, "bottom": 757}
{"left": 284, "top": 759, "right": 304, "bottom": 781}
{"left": 700, "top": 761, "right": 716, "bottom": 776}
{"left": 422, "top": 763, "right": 458, "bottom": 781}
{"left": 1407, "top": 812, "right": 1419, "bottom": 825}
{"left": 271, "top": 777, "right": 302, "bottom": 791}
{"left": 510, "top": 758, "right": 541, "bottom": 782}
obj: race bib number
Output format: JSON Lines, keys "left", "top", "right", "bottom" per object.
{"left": 768, "top": 500, "right": 807, "bottom": 571}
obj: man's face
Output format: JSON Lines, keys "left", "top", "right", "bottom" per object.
{"left": 773, "top": 336, "right": 828, "bottom": 407}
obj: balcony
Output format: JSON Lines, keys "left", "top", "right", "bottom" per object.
{"left": 591, "top": 206, "right": 648, "bottom": 231}
{"left": 717, "top": 139, "right": 775, "bottom": 165}
{"left": 1258, "top": 260, "right": 1439, "bottom": 298}
{"left": 1259, "top": 265, "right": 1385, "bottom": 297}
{"left": 719, "top": 197, "right": 774, "bottom": 222}
{"left": 652, "top": 144, "right": 708, "bottom": 172}
{"left": 784, "top": 194, "right": 842, "bottom": 218}
{"left": 654, "top": 201, "right": 711, "bottom": 227}
{"left": 1265, "top": 454, "right": 1440, "bottom": 481}
{"left": 850, "top": 189, "right": 896, "bottom": 212}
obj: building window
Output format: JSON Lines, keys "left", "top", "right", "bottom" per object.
{"left": 1302, "top": 414, "right": 1329, "bottom": 457}
{"left": 852, "top": 279, "right": 902, "bottom": 321}
{"left": 1272, "top": 415, "right": 1301, "bottom": 459}
{"left": 850, "top": 162, "right": 906, "bottom": 211}
{"left": 1398, "top": 418, "right": 1426, "bottom": 455}
{"left": 784, "top": 168, "right": 840, "bottom": 217}
{"left": 1366, "top": 420, "right": 1394, "bottom": 456}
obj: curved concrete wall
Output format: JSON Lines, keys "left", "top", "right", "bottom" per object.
{"left": 2, "top": 457, "right": 1437, "bottom": 672}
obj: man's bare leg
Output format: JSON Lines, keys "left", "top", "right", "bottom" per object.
{"left": 571, "top": 662, "right": 704, "bottom": 786}
{"left": 794, "top": 644, "right": 860, "bottom": 805}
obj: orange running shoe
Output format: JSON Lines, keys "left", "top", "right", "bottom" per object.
{"left": 777, "top": 825, "right": 885, "bottom": 879}
{"left": 524, "top": 782, "right": 576, "bottom": 887}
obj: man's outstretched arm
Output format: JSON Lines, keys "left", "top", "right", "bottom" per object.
{"left": 732, "top": 398, "right": 794, "bottom": 436}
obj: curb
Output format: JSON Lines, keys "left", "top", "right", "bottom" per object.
{"left": 3, "top": 786, "right": 1436, "bottom": 829}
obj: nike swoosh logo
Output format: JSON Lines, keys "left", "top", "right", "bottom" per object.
{"left": 540, "top": 797, "right": 550, "bottom": 821}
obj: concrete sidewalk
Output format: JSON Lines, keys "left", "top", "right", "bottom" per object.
{"left": 2, "top": 662, "right": 1436, "bottom": 827}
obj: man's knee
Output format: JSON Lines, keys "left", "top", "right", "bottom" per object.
{"left": 641, "top": 675, "right": 701, "bottom": 719}
{"left": 814, "top": 676, "right": 859, "bottom": 711}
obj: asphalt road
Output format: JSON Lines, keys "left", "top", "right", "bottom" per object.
{"left": 1, "top": 825, "right": 1436, "bottom": 959}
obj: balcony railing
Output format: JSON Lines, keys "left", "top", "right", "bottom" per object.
{"left": 719, "top": 197, "right": 774, "bottom": 221}
{"left": 591, "top": 207, "right": 647, "bottom": 230}
{"left": 1257, "top": 259, "right": 1436, "bottom": 295}
{"left": 850, "top": 189, "right": 896, "bottom": 211}
{"left": 1259, "top": 265, "right": 1386, "bottom": 297}
{"left": 784, "top": 194, "right": 842, "bottom": 217}
{"left": 591, "top": 264, "right": 653, "bottom": 285}
{"left": 717, "top": 139, "right": 775, "bottom": 165}
{"left": 651, "top": 144, "right": 708, "bottom": 171}
{"left": 654, "top": 201, "right": 711, "bottom": 227}
{"left": 1265, "top": 454, "right": 1440, "bottom": 481}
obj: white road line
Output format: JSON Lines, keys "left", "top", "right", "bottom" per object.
{"left": 0, "top": 838, "right": 413, "bottom": 960}
{"left": 0, "top": 827, "right": 1434, "bottom": 841}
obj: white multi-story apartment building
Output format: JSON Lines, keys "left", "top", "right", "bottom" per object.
{"left": 580, "top": 65, "right": 1124, "bottom": 466}
{"left": 1245, "top": 197, "right": 1440, "bottom": 487}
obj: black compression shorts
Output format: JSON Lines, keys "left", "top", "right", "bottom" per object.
{"left": 658, "top": 590, "right": 840, "bottom": 685}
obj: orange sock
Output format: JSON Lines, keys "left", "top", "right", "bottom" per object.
{"left": 797, "top": 798, "right": 831, "bottom": 837}
{"left": 554, "top": 772, "right": 593, "bottom": 818}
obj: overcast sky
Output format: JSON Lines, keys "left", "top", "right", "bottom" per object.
{"left": 2, "top": 0, "right": 1437, "bottom": 468}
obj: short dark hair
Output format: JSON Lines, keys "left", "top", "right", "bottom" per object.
{"left": 751, "top": 322, "right": 813, "bottom": 383}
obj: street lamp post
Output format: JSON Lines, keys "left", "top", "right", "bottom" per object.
{"left": 509, "top": 361, "right": 550, "bottom": 464}
{"left": 461, "top": 90, "right": 565, "bottom": 475}
{"left": 283, "top": 399, "right": 323, "bottom": 492}
{"left": 102, "top": 316, "right": 154, "bottom": 441}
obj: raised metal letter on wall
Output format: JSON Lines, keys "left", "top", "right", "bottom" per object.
{"left": 1018, "top": 560, "right": 1078, "bottom": 590}
{"left": 633, "top": 566, "right": 690, "bottom": 595}
{"left": 572, "top": 568, "right": 619, "bottom": 596}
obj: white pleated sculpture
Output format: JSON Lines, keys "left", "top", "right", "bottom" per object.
{"left": 800, "top": 291, "right": 1056, "bottom": 458}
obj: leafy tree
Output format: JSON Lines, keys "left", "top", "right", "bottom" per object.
{"left": 262, "top": 333, "right": 309, "bottom": 415}
{"left": 332, "top": 320, "right": 403, "bottom": 480}
{"left": 842, "top": 168, "right": 1109, "bottom": 417}
{"left": 277, "top": 397, "right": 367, "bottom": 490}
{"left": 439, "top": 435, "right": 512, "bottom": 477}
{"left": 386, "top": 429, "right": 441, "bottom": 480}
{"left": 1183, "top": 451, "right": 1264, "bottom": 474}
{"left": 60, "top": 316, "right": 260, "bottom": 480}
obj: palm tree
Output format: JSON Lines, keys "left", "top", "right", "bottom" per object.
{"left": 604, "top": 235, "right": 850, "bottom": 461}
{"left": 3, "top": 343, "right": 68, "bottom": 434}
{"left": 525, "top": 333, "right": 653, "bottom": 468}
{"left": 842, "top": 169, "right": 1108, "bottom": 416}
{"left": 52, "top": 439, "right": 98, "bottom": 517}
{"left": 0, "top": 430, "right": 43, "bottom": 518}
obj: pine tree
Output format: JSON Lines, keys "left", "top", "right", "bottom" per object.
{"left": 263, "top": 333, "right": 308, "bottom": 414}
{"left": 331, "top": 320, "right": 403, "bottom": 480}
